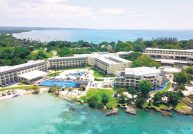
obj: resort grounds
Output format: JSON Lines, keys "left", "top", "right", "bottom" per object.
{"left": 0, "top": 68, "right": 114, "bottom": 101}
{"left": 0, "top": 66, "right": 193, "bottom": 116}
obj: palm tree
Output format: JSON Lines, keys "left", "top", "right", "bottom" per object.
{"left": 32, "top": 86, "right": 40, "bottom": 94}
{"left": 79, "top": 84, "right": 86, "bottom": 91}
{"left": 52, "top": 86, "right": 61, "bottom": 95}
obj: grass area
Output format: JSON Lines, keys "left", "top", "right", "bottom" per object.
{"left": 175, "top": 101, "right": 187, "bottom": 111}
{"left": 0, "top": 85, "right": 40, "bottom": 92}
{"left": 94, "top": 78, "right": 104, "bottom": 81}
{"left": 90, "top": 67, "right": 114, "bottom": 78}
{"left": 151, "top": 82, "right": 172, "bottom": 94}
{"left": 48, "top": 71, "right": 62, "bottom": 77}
{"left": 82, "top": 88, "right": 117, "bottom": 109}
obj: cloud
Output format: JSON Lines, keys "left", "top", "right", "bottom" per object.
{"left": 4, "top": 0, "right": 68, "bottom": 5}
{"left": 100, "top": 8, "right": 128, "bottom": 15}
{"left": 0, "top": 0, "right": 93, "bottom": 19}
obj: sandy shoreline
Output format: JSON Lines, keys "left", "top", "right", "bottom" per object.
{"left": 0, "top": 87, "right": 49, "bottom": 101}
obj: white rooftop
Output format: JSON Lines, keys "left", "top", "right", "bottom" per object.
{"left": 97, "top": 56, "right": 117, "bottom": 64}
{"left": 0, "top": 66, "right": 10, "bottom": 72}
{"left": 97, "top": 56, "right": 131, "bottom": 65}
{"left": 146, "top": 48, "right": 193, "bottom": 52}
{"left": 163, "top": 67, "right": 181, "bottom": 73}
{"left": 125, "top": 67, "right": 161, "bottom": 76}
{"left": 18, "top": 70, "right": 47, "bottom": 80}
{"left": 49, "top": 56, "right": 87, "bottom": 60}
{"left": 0, "top": 60, "right": 46, "bottom": 74}
{"left": 109, "top": 56, "right": 132, "bottom": 63}
{"left": 155, "top": 59, "right": 193, "bottom": 64}
{"left": 117, "top": 51, "right": 133, "bottom": 55}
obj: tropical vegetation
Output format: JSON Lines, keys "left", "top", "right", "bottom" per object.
{"left": 82, "top": 88, "right": 117, "bottom": 109}
{"left": 1, "top": 34, "right": 193, "bottom": 66}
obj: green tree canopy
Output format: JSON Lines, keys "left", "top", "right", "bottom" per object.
{"left": 174, "top": 72, "right": 188, "bottom": 85}
{"left": 115, "top": 41, "right": 133, "bottom": 51}
{"left": 132, "top": 55, "right": 161, "bottom": 68}
{"left": 127, "top": 87, "right": 138, "bottom": 97}
{"left": 101, "top": 94, "right": 109, "bottom": 105}
{"left": 125, "top": 52, "right": 142, "bottom": 61}
{"left": 138, "top": 80, "right": 153, "bottom": 97}
{"left": 85, "top": 89, "right": 117, "bottom": 109}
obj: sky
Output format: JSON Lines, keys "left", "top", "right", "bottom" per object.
{"left": 0, "top": 0, "right": 193, "bottom": 29}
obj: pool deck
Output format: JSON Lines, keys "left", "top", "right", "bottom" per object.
{"left": 53, "top": 69, "right": 94, "bottom": 81}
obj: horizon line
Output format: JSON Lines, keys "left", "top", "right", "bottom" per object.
{"left": 1, "top": 25, "right": 193, "bottom": 31}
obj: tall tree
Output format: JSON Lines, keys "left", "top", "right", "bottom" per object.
{"left": 138, "top": 80, "right": 153, "bottom": 97}
{"left": 174, "top": 72, "right": 188, "bottom": 85}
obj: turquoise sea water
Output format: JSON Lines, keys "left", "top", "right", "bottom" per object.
{"left": 13, "top": 29, "right": 193, "bottom": 42}
{"left": 0, "top": 94, "right": 193, "bottom": 134}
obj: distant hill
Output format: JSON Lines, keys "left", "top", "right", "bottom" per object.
{"left": 0, "top": 26, "right": 46, "bottom": 34}
{"left": 0, "top": 26, "right": 91, "bottom": 34}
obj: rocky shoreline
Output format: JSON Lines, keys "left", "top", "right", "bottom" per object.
{"left": 175, "top": 96, "right": 193, "bottom": 115}
{"left": 52, "top": 92, "right": 193, "bottom": 116}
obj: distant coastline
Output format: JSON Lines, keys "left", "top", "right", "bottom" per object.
{"left": 0, "top": 26, "right": 94, "bottom": 34}
{"left": 10, "top": 29, "right": 193, "bottom": 42}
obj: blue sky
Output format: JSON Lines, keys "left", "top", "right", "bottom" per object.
{"left": 0, "top": 0, "right": 193, "bottom": 29}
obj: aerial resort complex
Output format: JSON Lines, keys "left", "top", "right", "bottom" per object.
{"left": 1, "top": 0, "right": 193, "bottom": 133}
{"left": 0, "top": 52, "right": 131, "bottom": 87}
{"left": 0, "top": 47, "right": 193, "bottom": 116}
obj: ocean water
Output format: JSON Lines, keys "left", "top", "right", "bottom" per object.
{"left": 0, "top": 94, "right": 193, "bottom": 134}
{"left": 13, "top": 29, "right": 193, "bottom": 42}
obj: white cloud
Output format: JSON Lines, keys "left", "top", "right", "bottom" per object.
{"left": 100, "top": 8, "right": 128, "bottom": 15}
{"left": 0, "top": 0, "right": 193, "bottom": 29}
{"left": 0, "top": 0, "right": 93, "bottom": 19}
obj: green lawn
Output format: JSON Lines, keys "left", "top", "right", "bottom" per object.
{"left": 0, "top": 85, "right": 40, "bottom": 92}
{"left": 83, "top": 88, "right": 117, "bottom": 109}
{"left": 48, "top": 71, "right": 62, "bottom": 77}
{"left": 90, "top": 67, "right": 114, "bottom": 78}
{"left": 175, "top": 101, "right": 187, "bottom": 111}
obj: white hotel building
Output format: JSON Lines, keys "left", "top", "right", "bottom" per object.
{"left": 49, "top": 52, "right": 132, "bottom": 75}
{"left": 115, "top": 67, "right": 163, "bottom": 88}
{"left": 94, "top": 56, "right": 131, "bottom": 75}
{"left": 144, "top": 48, "right": 193, "bottom": 66}
{"left": 48, "top": 56, "right": 88, "bottom": 70}
{"left": 0, "top": 52, "right": 132, "bottom": 86}
{"left": 0, "top": 60, "right": 48, "bottom": 87}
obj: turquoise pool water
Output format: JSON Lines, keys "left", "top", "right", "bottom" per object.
{"left": 40, "top": 80, "right": 80, "bottom": 87}
{"left": 0, "top": 94, "right": 193, "bottom": 134}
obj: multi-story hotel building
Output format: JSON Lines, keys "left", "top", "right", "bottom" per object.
{"left": 144, "top": 48, "right": 193, "bottom": 66}
{"left": 48, "top": 56, "right": 88, "bottom": 69}
{"left": 0, "top": 60, "right": 48, "bottom": 87}
{"left": 114, "top": 67, "right": 163, "bottom": 88}
{"left": 0, "top": 52, "right": 132, "bottom": 86}
{"left": 94, "top": 56, "right": 131, "bottom": 75}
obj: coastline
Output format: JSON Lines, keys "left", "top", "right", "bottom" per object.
{"left": 1, "top": 88, "right": 193, "bottom": 116}
{"left": 0, "top": 87, "right": 49, "bottom": 101}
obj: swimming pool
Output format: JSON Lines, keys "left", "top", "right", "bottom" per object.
{"left": 40, "top": 80, "right": 80, "bottom": 88}
{"left": 153, "top": 81, "right": 170, "bottom": 91}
